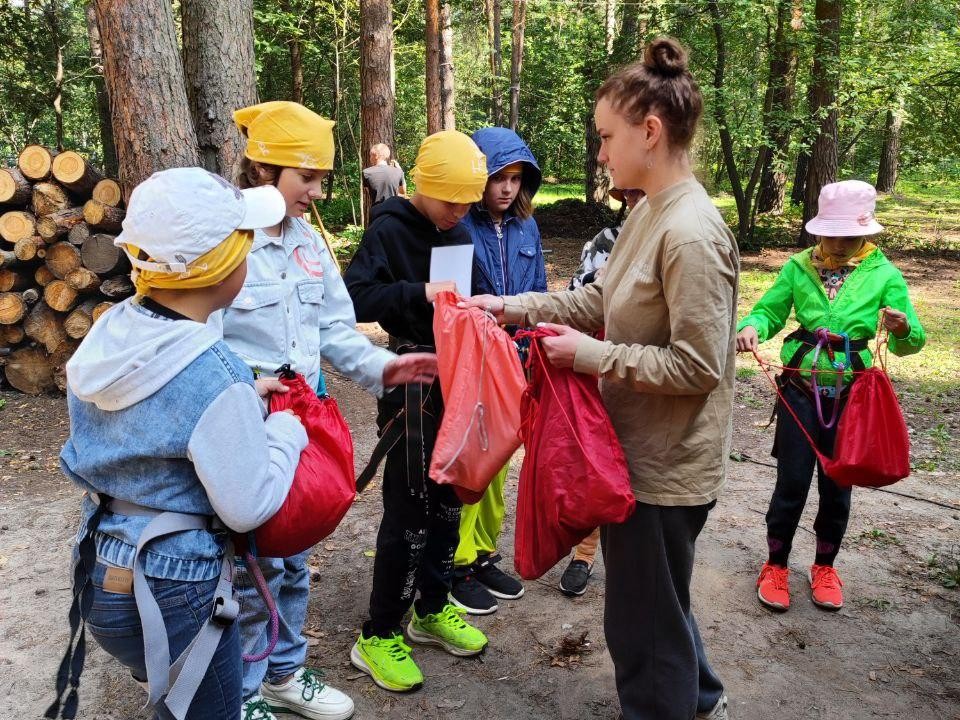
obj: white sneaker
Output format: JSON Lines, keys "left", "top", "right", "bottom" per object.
{"left": 261, "top": 667, "right": 355, "bottom": 720}
{"left": 242, "top": 695, "right": 278, "bottom": 720}
{"left": 696, "top": 695, "right": 729, "bottom": 720}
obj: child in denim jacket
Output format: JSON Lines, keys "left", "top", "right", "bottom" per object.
{"left": 55, "top": 168, "right": 305, "bottom": 720}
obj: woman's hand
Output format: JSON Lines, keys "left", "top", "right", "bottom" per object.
{"left": 457, "top": 294, "right": 506, "bottom": 323}
{"left": 424, "top": 281, "right": 457, "bottom": 302}
{"left": 255, "top": 377, "right": 290, "bottom": 398}
{"left": 383, "top": 353, "right": 439, "bottom": 387}
{"left": 736, "top": 326, "right": 759, "bottom": 353}
{"left": 881, "top": 306, "right": 910, "bottom": 338}
{"left": 538, "top": 323, "right": 585, "bottom": 369}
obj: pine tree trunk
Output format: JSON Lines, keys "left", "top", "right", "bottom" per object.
{"left": 439, "top": 3, "right": 456, "bottom": 129}
{"left": 182, "top": 0, "right": 257, "bottom": 177}
{"left": 756, "top": 0, "right": 799, "bottom": 215}
{"left": 360, "top": 0, "right": 396, "bottom": 163}
{"left": 84, "top": 2, "right": 118, "bottom": 176}
{"left": 94, "top": 0, "right": 201, "bottom": 192}
{"left": 486, "top": 0, "right": 504, "bottom": 125}
{"left": 800, "top": 0, "right": 840, "bottom": 246}
{"left": 278, "top": 0, "right": 304, "bottom": 103}
{"left": 876, "top": 106, "right": 903, "bottom": 193}
{"left": 508, "top": 0, "right": 527, "bottom": 131}
{"left": 613, "top": 0, "right": 640, "bottom": 66}
{"left": 425, "top": 0, "right": 443, "bottom": 134}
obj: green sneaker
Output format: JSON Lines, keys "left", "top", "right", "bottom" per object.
{"left": 350, "top": 632, "right": 423, "bottom": 693}
{"left": 406, "top": 603, "right": 488, "bottom": 657}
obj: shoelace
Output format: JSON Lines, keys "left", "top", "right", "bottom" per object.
{"left": 243, "top": 698, "right": 275, "bottom": 720}
{"left": 438, "top": 604, "right": 469, "bottom": 630}
{"left": 763, "top": 566, "right": 789, "bottom": 591}
{"left": 297, "top": 668, "right": 326, "bottom": 702}
{"left": 377, "top": 634, "right": 413, "bottom": 661}
{"left": 812, "top": 566, "right": 842, "bottom": 590}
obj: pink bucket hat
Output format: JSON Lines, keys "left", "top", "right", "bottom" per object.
{"left": 804, "top": 179, "right": 884, "bottom": 237}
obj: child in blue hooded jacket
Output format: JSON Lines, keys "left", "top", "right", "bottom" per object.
{"left": 450, "top": 127, "right": 546, "bottom": 615}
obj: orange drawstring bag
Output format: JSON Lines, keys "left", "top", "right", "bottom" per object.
{"left": 429, "top": 291, "right": 526, "bottom": 503}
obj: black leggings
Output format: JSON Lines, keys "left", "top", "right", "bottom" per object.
{"left": 766, "top": 381, "right": 852, "bottom": 566}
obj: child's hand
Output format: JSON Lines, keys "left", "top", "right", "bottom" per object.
{"left": 736, "top": 326, "right": 759, "bottom": 352}
{"left": 383, "top": 353, "right": 438, "bottom": 387}
{"left": 881, "top": 307, "right": 910, "bottom": 338}
{"left": 256, "top": 377, "right": 290, "bottom": 397}
{"left": 458, "top": 294, "right": 506, "bottom": 323}
{"left": 281, "top": 409, "right": 301, "bottom": 423}
{"left": 425, "top": 281, "right": 457, "bottom": 302}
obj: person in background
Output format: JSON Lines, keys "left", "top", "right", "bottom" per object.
{"left": 363, "top": 143, "right": 407, "bottom": 207}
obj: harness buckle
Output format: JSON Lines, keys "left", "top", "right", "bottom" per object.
{"left": 211, "top": 595, "right": 239, "bottom": 626}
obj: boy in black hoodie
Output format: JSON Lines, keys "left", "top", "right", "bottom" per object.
{"left": 344, "top": 130, "right": 490, "bottom": 693}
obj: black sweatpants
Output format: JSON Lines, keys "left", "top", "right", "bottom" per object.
{"left": 601, "top": 502, "right": 724, "bottom": 720}
{"left": 766, "top": 381, "right": 853, "bottom": 565}
{"left": 365, "top": 382, "right": 462, "bottom": 637}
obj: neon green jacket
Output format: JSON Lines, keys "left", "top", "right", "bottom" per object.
{"left": 738, "top": 247, "right": 925, "bottom": 382}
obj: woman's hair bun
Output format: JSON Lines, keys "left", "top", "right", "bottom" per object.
{"left": 643, "top": 37, "right": 688, "bottom": 78}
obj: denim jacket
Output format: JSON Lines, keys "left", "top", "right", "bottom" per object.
{"left": 216, "top": 216, "right": 393, "bottom": 395}
{"left": 62, "top": 300, "right": 306, "bottom": 581}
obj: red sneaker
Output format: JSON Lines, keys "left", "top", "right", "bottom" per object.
{"left": 809, "top": 564, "right": 844, "bottom": 610}
{"left": 757, "top": 562, "right": 790, "bottom": 611}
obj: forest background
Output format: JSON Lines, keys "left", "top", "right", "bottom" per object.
{"left": 1, "top": 0, "right": 959, "bottom": 252}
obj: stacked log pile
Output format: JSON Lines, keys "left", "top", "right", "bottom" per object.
{"left": 0, "top": 145, "right": 132, "bottom": 394}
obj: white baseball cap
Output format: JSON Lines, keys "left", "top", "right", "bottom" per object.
{"left": 115, "top": 167, "right": 286, "bottom": 274}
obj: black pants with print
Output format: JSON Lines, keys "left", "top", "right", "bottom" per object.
{"left": 766, "top": 380, "right": 853, "bottom": 565}
{"left": 365, "top": 382, "right": 462, "bottom": 637}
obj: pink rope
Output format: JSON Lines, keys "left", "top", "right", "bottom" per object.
{"left": 240, "top": 550, "right": 280, "bottom": 663}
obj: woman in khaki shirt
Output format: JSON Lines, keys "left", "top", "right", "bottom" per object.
{"left": 464, "top": 37, "right": 738, "bottom": 720}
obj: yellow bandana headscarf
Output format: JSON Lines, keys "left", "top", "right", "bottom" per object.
{"left": 234, "top": 101, "right": 335, "bottom": 170}
{"left": 127, "top": 230, "right": 253, "bottom": 296}
{"left": 411, "top": 130, "right": 488, "bottom": 204}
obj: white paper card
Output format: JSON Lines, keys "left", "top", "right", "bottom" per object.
{"left": 429, "top": 244, "right": 474, "bottom": 297}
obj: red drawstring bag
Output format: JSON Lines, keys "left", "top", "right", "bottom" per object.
{"left": 513, "top": 328, "right": 635, "bottom": 580}
{"left": 236, "top": 369, "right": 356, "bottom": 558}
{"left": 822, "top": 367, "right": 910, "bottom": 488}
{"left": 754, "top": 348, "right": 911, "bottom": 489}
{"left": 430, "top": 291, "right": 526, "bottom": 504}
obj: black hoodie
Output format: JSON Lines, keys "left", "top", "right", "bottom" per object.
{"left": 344, "top": 196, "right": 474, "bottom": 346}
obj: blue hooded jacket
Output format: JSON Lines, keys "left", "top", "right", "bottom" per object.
{"left": 461, "top": 127, "right": 547, "bottom": 296}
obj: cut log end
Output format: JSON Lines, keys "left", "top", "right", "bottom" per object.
{"left": 18, "top": 145, "right": 57, "bottom": 181}
{"left": 4, "top": 347, "right": 55, "bottom": 394}
{"left": 92, "top": 179, "right": 123, "bottom": 207}
{"left": 44, "top": 279, "right": 80, "bottom": 312}
{"left": 83, "top": 199, "right": 124, "bottom": 232}
{"left": 0, "top": 210, "right": 37, "bottom": 243}
{"left": 45, "top": 241, "right": 83, "bottom": 279}
{"left": 0, "top": 168, "right": 32, "bottom": 206}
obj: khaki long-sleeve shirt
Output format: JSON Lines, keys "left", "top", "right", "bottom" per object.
{"left": 504, "top": 178, "right": 740, "bottom": 506}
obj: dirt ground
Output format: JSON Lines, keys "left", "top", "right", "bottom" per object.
{"left": 0, "top": 240, "right": 958, "bottom": 720}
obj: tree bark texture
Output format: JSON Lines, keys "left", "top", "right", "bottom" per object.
{"left": 757, "top": 0, "right": 800, "bottom": 215}
{"left": 876, "top": 105, "right": 904, "bottom": 193}
{"left": 94, "top": 0, "right": 201, "bottom": 193}
{"left": 84, "top": 2, "right": 118, "bottom": 177}
{"left": 439, "top": 3, "right": 456, "bottom": 130}
{"left": 425, "top": 0, "right": 443, "bottom": 134}
{"left": 278, "top": 0, "right": 304, "bottom": 103}
{"left": 800, "top": 0, "right": 841, "bottom": 246}
{"left": 509, "top": 0, "right": 527, "bottom": 131}
{"left": 360, "top": 0, "right": 397, "bottom": 163}
{"left": 181, "top": 0, "right": 258, "bottom": 178}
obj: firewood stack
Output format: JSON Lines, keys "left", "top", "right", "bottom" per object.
{"left": 0, "top": 145, "right": 132, "bottom": 395}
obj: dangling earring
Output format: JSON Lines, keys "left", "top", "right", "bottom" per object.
{"left": 646, "top": 158, "right": 654, "bottom": 170}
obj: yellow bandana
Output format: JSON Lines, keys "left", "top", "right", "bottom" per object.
{"left": 411, "top": 130, "right": 488, "bottom": 204}
{"left": 128, "top": 230, "right": 253, "bottom": 296}
{"left": 234, "top": 101, "right": 335, "bottom": 170}
{"left": 811, "top": 240, "right": 877, "bottom": 272}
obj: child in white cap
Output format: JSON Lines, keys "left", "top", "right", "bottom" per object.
{"left": 54, "top": 168, "right": 305, "bottom": 720}
{"left": 736, "top": 179, "right": 925, "bottom": 612}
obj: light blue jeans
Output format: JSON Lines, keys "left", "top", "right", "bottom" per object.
{"left": 236, "top": 550, "right": 312, "bottom": 700}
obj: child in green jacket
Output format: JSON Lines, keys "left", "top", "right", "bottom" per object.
{"left": 736, "top": 180, "right": 925, "bottom": 613}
